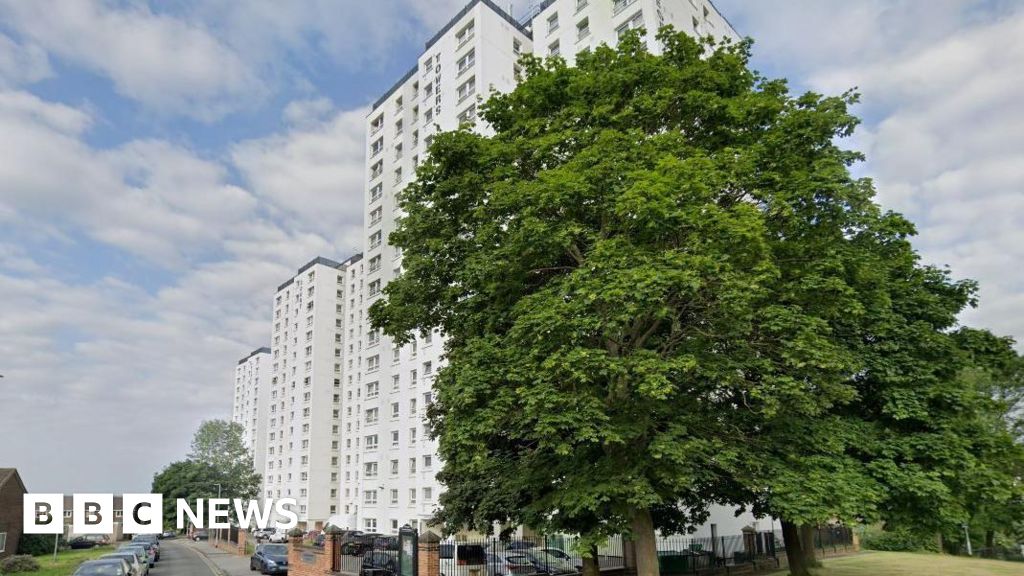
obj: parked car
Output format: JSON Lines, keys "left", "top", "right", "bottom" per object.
{"left": 520, "top": 550, "right": 577, "bottom": 575}
{"left": 484, "top": 552, "right": 536, "bottom": 576}
{"left": 70, "top": 536, "right": 98, "bottom": 549}
{"left": 360, "top": 550, "right": 398, "bottom": 576}
{"left": 161, "top": 530, "right": 177, "bottom": 539}
{"left": 268, "top": 529, "right": 290, "bottom": 543}
{"left": 119, "top": 543, "right": 154, "bottom": 571}
{"left": 341, "top": 532, "right": 383, "bottom": 555}
{"left": 102, "top": 552, "right": 144, "bottom": 576}
{"left": 252, "top": 528, "right": 272, "bottom": 541}
{"left": 132, "top": 535, "right": 160, "bottom": 560}
{"left": 505, "top": 541, "right": 537, "bottom": 551}
{"left": 251, "top": 543, "right": 290, "bottom": 574}
{"left": 72, "top": 559, "right": 128, "bottom": 576}
{"left": 130, "top": 540, "right": 157, "bottom": 566}
{"left": 116, "top": 545, "right": 149, "bottom": 575}
{"left": 538, "top": 548, "right": 582, "bottom": 571}
{"left": 194, "top": 529, "right": 210, "bottom": 541}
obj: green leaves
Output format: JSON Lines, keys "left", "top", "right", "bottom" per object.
{"left": 370, "top": 25, "right": 1023, "bottom": 548}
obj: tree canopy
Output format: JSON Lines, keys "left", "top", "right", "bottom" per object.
{"left": 370, "top": 28, "right": 1024, "bottom": 576}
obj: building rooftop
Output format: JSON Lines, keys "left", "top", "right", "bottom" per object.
{"left": 238, "top": 347, "right": 272, "bottom": 365}
{"left": 276, "top": 254, "right": 363, "bottom": 292}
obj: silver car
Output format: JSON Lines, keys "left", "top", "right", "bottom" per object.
{"left": 102, "top": 552, "right": 144, "bottom": 576}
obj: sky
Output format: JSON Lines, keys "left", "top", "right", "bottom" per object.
{"left": 1, "top": 0, "right": 1022, "bottom": 494}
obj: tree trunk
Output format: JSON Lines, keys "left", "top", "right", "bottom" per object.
{"left": 986, "top": 530, "right": 994, "bottom": 551}
{"left": 798, "top": 524, "right": 821, "bottom": 567}
{"left": 630, "top": 508, "right": 660, "bottom": 576}
{"left": 582, "top": 544, "right": 600, "bottom": 576}
{"left": 781, "top": 519, "right": 811, "bottom": 576}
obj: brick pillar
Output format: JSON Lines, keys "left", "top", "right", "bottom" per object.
{"left": 289, "top": 536, "right": 304, "bottom": 568}
{"left": 418, "top": 531, "right": 441, "bottom": 576}
{"left": 238, "top": 530, "right": 247, "bottom": 555}
{"left": 852, "top": 530, "right": 860, "bottom": 552}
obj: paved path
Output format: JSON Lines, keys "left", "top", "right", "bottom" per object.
{"left": 157, "top": 539, "right": 219, "bottom": 576}
{"left": 187, "top": 539, "right": 254, "bottom": 576}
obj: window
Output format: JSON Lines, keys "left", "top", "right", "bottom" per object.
{"left": 365, "top": 518, "right": 378, "bottom": 531}
{"left": 371, "top": 160, "right": 383, "bottom": 179}
{"left": 391, "top": 459, "right": 400, "bottom": 475}
{"left": 369, "top": 231, "right": 382, "bottom": 249}
{"left": 369, "top": 254, "right": 382, "bottom": 272}
{"left": 617, "top": 11, "right": 644, "bottom": 38}
{"left": 549, "top": 40, "right": 561, "bottom": 56}
{"left": 392, "top": 430, "right": 400, "bottom": 447}
{"left": 409, "top": 457, "right": 417, "bottom": 473}
{"left": 392, "top": 402, "right": 400, "bottom": 418}
{"left": 424, "top": 455, "right": 433, "bottom": 469}
{"left": 410, "top": 427, "right": 417, "bottom": 444}
{"left": 456, "top": 20, "right": 474, "bottom": 47}
{"left": 370, "top": 115, "right": 384, "bottom": 134}
{"left": 395, "top": 119, "right": 403, "bottom": 135}
{"left": 395, "top": 96, "right": 403, "bottom": 112}
{"left": 423, "top": 361, "right": 433, "bottom": 375}
{"left": 371, "top": 137, "right": 384, "bottom": 156}
{"left": 409, "top": 489, "right": 417, "bottom": 504}
{"left": 547, "top": 13, "right": 559, "bottom": 33}
{"left": 613, "top": 0, "right": 636, "bottom": 15}
{"left": 365, "top": 490, "right": 378, "bottom": 504}
{"left": 513, "top": 39, "right": 521, "bottom": 54}
{"left": 369, "top": 279, "right": 382, "bottom": 297}
{"left": 423, "top": 487, "right": 433, "bottom": 501}
{"left": 367, "top": 355, "right": 380, "bottom": 372}
{"left": 366, "top": 407, "right": 379, "bottom": 424}
{"left": 367, "top": 381, "right": 379, "bottom": 398}
{"left": 0, "top": 531, "right": 5, "bottom": 553}
{"left": 576, "top": 0, "right": 588, "bottom": 11}
{"left": 365, "top": 461, "right": 379, "bottom": 478}
{"left": 457, "top": 49, "right": 475, "bottom": 76}
{"left": 395, "top": 143, "right": 403, "bottom": 160}
{"left": 367, "top": 434, "right": 380, "bottom": 450}
{"left": 457, "top": 104, "right": 477, "bottom": 124}
{"left": 392, "top": 375, "right": 400, "bottom": 391}
{"left": 457, "top": 77, "right": 475, "bottom": 103}
{"left": 577, "top": 18, "right": 590, "bottom": 40}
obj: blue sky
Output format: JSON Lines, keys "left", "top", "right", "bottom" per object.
{"left": 1, "top": 0, "right": 1023, "bottom": 494}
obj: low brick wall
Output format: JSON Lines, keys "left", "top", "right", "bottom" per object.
{"left": 289, "top": 535, "right": 343, "bottom": 576}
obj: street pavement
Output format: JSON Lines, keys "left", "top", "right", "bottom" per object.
{"left": 156, "top": 539, "right": 220, "bottom": 575}
{"left": 187, "top": 539, "right": 253, "bottom": 576}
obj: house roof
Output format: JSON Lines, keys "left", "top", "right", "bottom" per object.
{"left": 0, "top": 467, "right": 27, "bottom": 494}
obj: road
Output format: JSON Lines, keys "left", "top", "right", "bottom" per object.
{"left": 152, "top": 539, "right": 219, "bottom": 576}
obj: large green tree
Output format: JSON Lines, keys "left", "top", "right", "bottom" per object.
{"left": 152, "top": 419, "right": 261, "bottom": 529}
{"left": 370, "top": 28, "right": 1022, "bottom": 576}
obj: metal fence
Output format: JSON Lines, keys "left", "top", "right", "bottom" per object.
{"left": 328, "top": 526, "right": 854, "bottom": 576}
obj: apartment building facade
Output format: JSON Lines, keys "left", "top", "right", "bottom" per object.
{"left": 343, "top": 0, "right": 738, "bottom": 535}
{"left": 233, "top": 347, "right": 272, "bottom": 485}
{"left": 264, "top": 255, "right": 362, "bottom": 528}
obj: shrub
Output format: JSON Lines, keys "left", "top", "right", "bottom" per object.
{"left": 0, "top": 554, "right": 41, "bottom": 573}
{"left": 17, "top": 534, "right": 61, "bottom": 556}
{"left": 862, "top": 528, "right": 940, "bottom": 552}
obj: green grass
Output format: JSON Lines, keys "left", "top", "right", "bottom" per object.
{"left": 771, "top": 551, "right": 1024, "bottom": 576}
{"left": 23, "top": 545, "right": 116, "bottom": 576}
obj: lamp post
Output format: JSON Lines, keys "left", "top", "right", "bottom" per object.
{"left": 962, "top": 524, "right": 972, "bottom": 556}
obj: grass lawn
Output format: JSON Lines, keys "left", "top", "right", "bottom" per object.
{"left": 25, "top": 545, "right": 117, "bottom": 576}
{"left": 771, "top": 551, "right": 1024, "bottom": 576}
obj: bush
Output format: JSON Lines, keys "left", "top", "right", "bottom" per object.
{"left": 17, "top": 534, "right": 61, "bottom": 556}
{"left": 862, "top": 528, "right": 940, "bottom": 552}
{"left": 0, "top": 554, "right": 41, "bottom": 573}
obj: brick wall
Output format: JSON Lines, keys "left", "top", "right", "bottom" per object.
{"left": 0, "top": 472, "right": 26, "bottom": 560}
{"left": 288, "top": 535, "right": 338, "bottom": 576}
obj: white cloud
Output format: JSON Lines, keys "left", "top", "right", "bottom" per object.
{"left": 0, "top": 31, "right": 50, "bottom": 86}
{"left": 231, "top": 104, "right": 368, "bottom": 256}
{"left": 0, "top": 0, "right": 261, "bottom": 120}
{"left": 717, "top": 0, "right": 1024, "bottom": 348}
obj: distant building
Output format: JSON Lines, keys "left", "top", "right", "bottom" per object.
{"left": 0, "top": 468, "right": 28, "bottom": 559}
{"left": 264, "top": 255, "right": 363, "bottom": 528}
{"left": 233, "top": 346, "right": 272, "bottom": 492}
{"left": 62, "top": 495, "right": 126, "bottom": 542}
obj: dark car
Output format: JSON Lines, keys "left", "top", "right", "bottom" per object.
{"left": 360, "top": 550, "right": 398, "bottom": 576}
{"left": 72, "top": 559, "right": 128, "bottom": 576}
{"left": 341, "top": 532, "right": 383, "bottom": 556}
{"left": 70, "top": 536, "right": 99, "bottom": 549}
{"left": 251, "top": 543, "right": 290, "bottom": 574}
{"left": 131, "top": 540, "right": 157, "bottom": 566}
{"left": 194, "top": 529, "right": 209, "bottom": 541}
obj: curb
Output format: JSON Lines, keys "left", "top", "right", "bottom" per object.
{"left": 186, "top": 541, "right": 229, "bottom": 576}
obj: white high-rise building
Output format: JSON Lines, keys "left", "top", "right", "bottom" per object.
{"left": 265, "top": 255, "right": 362, "bottom": 528}
{"left": 232, "top": 347, "right": 272, "bottom": 486}
{"left": 346, "top": 0, "right": 738, "bottom": 535}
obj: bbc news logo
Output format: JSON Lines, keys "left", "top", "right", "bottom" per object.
{"left": 23, "top": 494, "right": 299, "bottom": 533}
